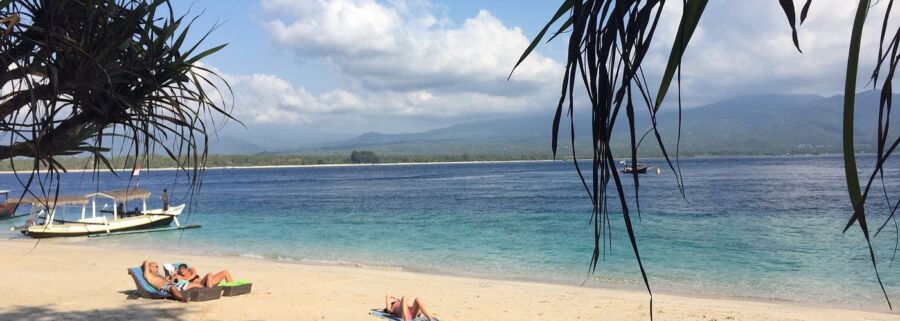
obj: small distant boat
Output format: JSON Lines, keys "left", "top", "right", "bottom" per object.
{"left": 619, "top": 160, "right": 649, "bottom": 174}
{"left": 11, "top": 189, "right": 185, "bottom": 238}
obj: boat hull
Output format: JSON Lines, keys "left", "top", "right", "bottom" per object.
{"left": 621, "top": 165, "right": 649, "bottom": 174}
{"left": 20, "top": 204, "right": 184, "bottom": 238}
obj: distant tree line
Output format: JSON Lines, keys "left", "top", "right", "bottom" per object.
{"left": 0, "top": 151, "right": 565, "bottom": 171}
{"left": 350, "top": 150, "right": 380, "bottom": 164}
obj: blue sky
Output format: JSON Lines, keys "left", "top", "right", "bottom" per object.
{"left": 169, "top": 0, "right": 889, "bottom": 148}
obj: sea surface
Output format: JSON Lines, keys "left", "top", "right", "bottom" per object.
{"left": 2, "top": 155, "right": 900, "bottom": 309}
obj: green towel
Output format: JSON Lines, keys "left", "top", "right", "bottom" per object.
{"left": 217, "top": 279, "right": 250, "bottom": 287}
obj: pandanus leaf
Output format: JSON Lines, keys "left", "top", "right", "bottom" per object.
{"left": 654, "top": 0, "right": 708, "bottom": 112}
{"left": 508, "top": 0, "right": 573, "bottom": 80}
{"left": 778, "top": 0, "right": 803, "bottom": 52}
{"left": 841, "top": 0, "right": 892, "bottom": 310}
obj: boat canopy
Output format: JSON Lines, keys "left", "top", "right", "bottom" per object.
{"left": 9, "top": 195, "right": 90, "bottom": 208}
{"left": 85, "top": 189, "right": 151, "bottom": 202}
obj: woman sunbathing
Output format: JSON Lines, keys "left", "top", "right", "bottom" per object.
{"left": 384, "top": 295, "right": 433, "bottom": 321}
{"left": 172, "top": 264, "right": 234, "bottom": 287}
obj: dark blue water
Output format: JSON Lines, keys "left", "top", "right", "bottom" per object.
{"left": 2, "top": 155, "right": 900, "bottom": 308}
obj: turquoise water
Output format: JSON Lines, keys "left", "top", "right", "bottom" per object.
{"left": 2, "top": 155, "right": 900, "bottom": 309}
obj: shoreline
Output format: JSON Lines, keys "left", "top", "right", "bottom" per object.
{"left": 2, "top": 238, "right": 895, "bottom": 318}
{"left": 0, "top": 159, "right": 560, "bottom": 175}
{"left": 0, "top": 153, "right": 853, "bottom": 175}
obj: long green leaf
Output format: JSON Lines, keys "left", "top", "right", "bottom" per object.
{"left": 653, "top": 0, "right": 708, "bottom": 112}
{"left": 842, "top": 0, "right": 893, "bottom": 310}
{"left": 844, "top": 0, "right": 866, "bottom": 231}
{"left": 778, "top": 0, "right": 803, "bottom": 52}
{"left": 546, "top": 16, "right": 573, "bottom": 43}
{"left": 508, "top": 0, "right": 573, "bottom": 80}
{"left": 800, "top": 0, "right": 812, "bottom": 24}
{"left": 185, "top": 43, "right": 227, "bottom": 64}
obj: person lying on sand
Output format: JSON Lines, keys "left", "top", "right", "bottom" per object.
{"left": 143, "top": 260, "right": 201, "bottom": 302}
{"left": 385, "top": 294, "right": 433, "bottom": 321}
{"left": 171, "top": 263, "right": 235, "bottom": 287}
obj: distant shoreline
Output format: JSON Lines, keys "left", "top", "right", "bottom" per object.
{"left": 0, "top": 159, "right": 560, "bottom": 175}
{"left": 0, "top": 153, "right": 854, "bottom": 175}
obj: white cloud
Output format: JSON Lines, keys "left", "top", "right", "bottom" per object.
{"left": 262, "top": 0, "right": 559, "bottom": 95}
{"left": 219, "top": 72, "right": 366, "bottom": 124}
{"left": 645, "top": 0, "right": 894, "bottom": 108}
{"left": 214, "top": 0, "right": 564, "bottom": 130}
{"left": 219, "top": 69, "right": 552, "bottom": 128}
{"left": 228, "top": 0, "right": 899, "bottom": 131}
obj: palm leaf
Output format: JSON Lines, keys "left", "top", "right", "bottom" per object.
{"left": 778, "top": 0, "right": 803, "bottom": 52}
{"left": 508, "top": 0, "right": 573, "bottom": 80}
{"left": 653, "top": 0, "right": 708, "bottom": 112}
{"left": 841, "top": 0, "right": 892, "bottom": 309}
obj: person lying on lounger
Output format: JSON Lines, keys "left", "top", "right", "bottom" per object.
{"left": 384, "top": 295, "right": 433, "bottom": 321}
{"left": 172, "top": 264, "right": 235, "bottom": 287}
{"left": 143, "top": 260, "right": 201, "bottom": 302}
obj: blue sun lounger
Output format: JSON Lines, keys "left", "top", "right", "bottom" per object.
{"left": 127, "top": 267, "right": 172, "bottom": 299}
{"left": 370, "top": 309, "right": 439, "bottom": 321}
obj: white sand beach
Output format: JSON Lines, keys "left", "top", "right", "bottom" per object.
{"left": 0, "top": 240, "right": 895, "bottom": 321}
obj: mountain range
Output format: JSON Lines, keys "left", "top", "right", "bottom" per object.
{"left": 208, "top": 91, "right": 898, "bottom": 157}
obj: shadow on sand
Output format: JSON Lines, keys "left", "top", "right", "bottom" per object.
{"left": 0, "top": 303, "right": 190, "bottom": 321}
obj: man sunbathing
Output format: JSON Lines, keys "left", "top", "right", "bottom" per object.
{"left": 142, "top": 260, "right": 200, "bottom": 302}
{"left": 172, "top": 263, "right": 235, "bottom": 287}
{"left": 385, "top": 294, "right": 433, "bottom": 321}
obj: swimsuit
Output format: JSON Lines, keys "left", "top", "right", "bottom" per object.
{"left": 161, "top": 281, "right": 189, "bottom": 293}
{"left": 390, "top": 301, "right": 416, "bottom": 319}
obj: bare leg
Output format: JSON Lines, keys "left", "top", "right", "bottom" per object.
{"left": 183, "top": 282, "right": 202, "bottom": 291}
{"left": 203, "top": 270, "right": 233, "bottom": 287}
{"left": 400, "top": 296, "right": 411, "bottom": 321}
{"left": 412, "top": 298, "right": 433, "bottom": 321}
{"left": 170, "top": 289, "right": 189, "bottom": 302}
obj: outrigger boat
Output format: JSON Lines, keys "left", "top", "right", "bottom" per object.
{"left": 11, "top": 189, "right": 187, "bottom": 238}
{"left": 619, "top": 160, "right": 649, "bottom": 174}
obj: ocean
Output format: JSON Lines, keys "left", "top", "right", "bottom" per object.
{"left": 1, "top": 155, "right": 899, "bottom": 309}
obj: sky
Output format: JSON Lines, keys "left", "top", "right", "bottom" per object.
{"left": 169, "top": 0, "right": 894, "bottom": 145}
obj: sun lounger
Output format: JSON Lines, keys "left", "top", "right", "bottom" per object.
{"left": 126, "top": 266, "right": 223, "bottom": 301}
{"left": 369, "top": 309, "right": 438, "bottom": 321}
{"left": 127, "top": 267, "right": 171, "bottom": 299}
{"left": 217, "top": 280, "right": 253, "bottom": 296}
{"left": 186, "top": 287, "right": 223, "bottom": 302}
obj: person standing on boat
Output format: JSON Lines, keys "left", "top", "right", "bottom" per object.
{"left": 161, "top": 189, "right": 169, "bottom": 211}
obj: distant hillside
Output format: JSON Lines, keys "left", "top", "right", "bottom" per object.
{"left": 289, "top": 91, "right": 897, "bottom": 157}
